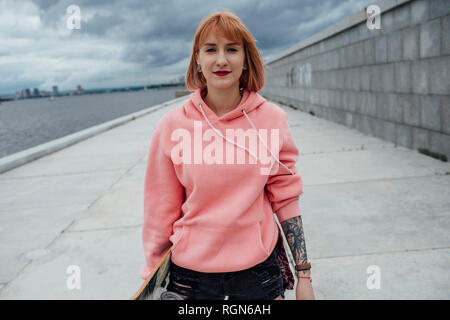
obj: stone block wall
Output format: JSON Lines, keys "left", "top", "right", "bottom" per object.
{"left": 261, "top": 0, "right": 450, "bottom": 159}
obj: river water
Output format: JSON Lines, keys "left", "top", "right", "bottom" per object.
{"left": 0, "top": 86, "right": 187, "bottom": 158}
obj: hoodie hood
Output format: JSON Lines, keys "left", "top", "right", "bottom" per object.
{"left": 182, "top": 87, "right": 294, "bottom": 175}
{"left": 184, "top": 87, "right": 267, "bottom": 122}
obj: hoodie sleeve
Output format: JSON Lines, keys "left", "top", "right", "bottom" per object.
{"left": 140, "top": 119, "right": 185, "bottom": 280}
{"left": 265, "top": 110, "right": 304, "bottom": 223}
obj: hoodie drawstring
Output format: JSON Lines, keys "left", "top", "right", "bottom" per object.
{"left": 198, "top": 103, "right": 294, "bottom": 175}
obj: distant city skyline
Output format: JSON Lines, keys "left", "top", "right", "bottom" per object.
{"left": 7, "top": 78, "right": 185, "bottom": 100}
{"left": 1, "top": 0, "right": 374, "bottom": 95}
{"left": 6, "top": 82, "right": 185, "bottom": 102}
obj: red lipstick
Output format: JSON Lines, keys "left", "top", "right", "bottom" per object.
{"left": 214, "top": 71, "right": 231, "bottom": 76}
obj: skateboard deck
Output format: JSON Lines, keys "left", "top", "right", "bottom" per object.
{"left": 130, "top": 246, "right": 172, "bottom": 300}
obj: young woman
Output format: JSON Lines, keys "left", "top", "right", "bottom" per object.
{"left": 140, "top": 10, "right": 315, "bottom": 300}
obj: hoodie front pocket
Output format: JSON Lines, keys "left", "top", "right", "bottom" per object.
{"left": 169, "top": 223, "right": 271, "bottom": 273}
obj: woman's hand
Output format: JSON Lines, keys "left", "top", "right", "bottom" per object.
{"left": 296, "top": 277, "right": 315, "bottom": 300}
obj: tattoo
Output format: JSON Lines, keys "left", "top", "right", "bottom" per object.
{"left": 280, "top": 216, "right": 309, "bottom": 275}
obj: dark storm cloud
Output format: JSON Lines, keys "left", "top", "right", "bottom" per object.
{"left": 30, "top": 0, "right": 371, "bottom": 64}
{"left": 2, "top": 0, "right": 374, "bottom": 95}
{"left": 78, "top": 12, "right": 124, "bottom": 36}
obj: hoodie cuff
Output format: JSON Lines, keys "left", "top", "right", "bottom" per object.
{"left": 276, "top": 199, "right": 301, "bottom": 223}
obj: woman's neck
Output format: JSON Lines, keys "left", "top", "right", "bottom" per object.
{"left": 203, "top": 86, "right": 243, "bottom": 117}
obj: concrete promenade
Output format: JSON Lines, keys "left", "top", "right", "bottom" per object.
{"left": 0, "top": 95, "right": 449, "bottom": 299}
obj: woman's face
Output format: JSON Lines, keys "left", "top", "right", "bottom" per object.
{"left": 287, "top": 233, "right": 295, "bottom": 247}
{"left": 196, "top": 31, "right": 246, "bottom": 91}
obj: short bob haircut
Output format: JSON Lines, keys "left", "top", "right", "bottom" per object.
{"left": 185, "top": 9, "right": 265, "bottom": 92}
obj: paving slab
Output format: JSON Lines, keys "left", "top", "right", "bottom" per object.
{"left": 306, "top": 247, "right": 450, "bottom": 299}
{"left": 0, "top": 205, "right": 88, "bottom": 283}
{"left": 0, "top": 227, "right": 142, "bottom": 299}
{"left": 300, "top": 147, "right": 450, "bottom": 186}
{"left": 68, "top": 175, "right": 144, "bottom": 232}
{"left": 302, "top": 177, "right": 450, "bottom": 257}
{"left": 0, "top": 170, "right": 125, "bottom": 211}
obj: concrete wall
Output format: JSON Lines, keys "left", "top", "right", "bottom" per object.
{"left": 261, "top": 0, "right": 450, "bottom": 160}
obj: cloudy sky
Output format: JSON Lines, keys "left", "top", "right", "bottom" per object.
{"left": 0, "top": 0, "right": 374, "bottom": 96}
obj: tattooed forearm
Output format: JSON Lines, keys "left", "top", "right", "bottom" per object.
{"left": 281, "top": 216, "right": 309, "bottom": 275}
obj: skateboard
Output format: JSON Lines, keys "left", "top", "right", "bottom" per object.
{"left": 130, "top": 246, "right": 174, "bottom": 300}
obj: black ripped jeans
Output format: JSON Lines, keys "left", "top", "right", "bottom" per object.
{"left": 166, "top": 247, "right": 285, "bottom": 300}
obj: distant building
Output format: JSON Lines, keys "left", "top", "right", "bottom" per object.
{"left": 24, "top": 88, "right": 31, "bottom": 98}
{"left": 40, "top": 90, "right": 51, "bottom": 97}
{"left": 76, "top": 85, "right": 84, "bottom": 94}
{"left": 33, "top": 88, "right": 40, "bottom": 97}
{"left": 52, "top": 85, "right": 59, "bottom": 96}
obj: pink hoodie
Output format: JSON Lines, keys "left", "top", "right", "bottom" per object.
{"left": 140, "top": 87, "right": 303, "bottom": 280}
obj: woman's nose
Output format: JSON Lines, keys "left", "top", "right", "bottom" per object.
{"left": 216, "top": 49, "right": 228, "bottom": 65}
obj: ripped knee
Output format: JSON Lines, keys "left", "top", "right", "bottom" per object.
{"left": 168, "top": 280, "right": 194, "bottom": 300}
{"left": 261, "top": 274, "right": 279, "bottom": 284}
{"left": 173, "top": 281, "right": 191, "bottom": 288}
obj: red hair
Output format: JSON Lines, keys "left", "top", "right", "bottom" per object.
{"left": 185, "top": 9, "right": 265, "bottom": 92}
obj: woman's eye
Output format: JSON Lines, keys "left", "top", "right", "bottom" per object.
{"left": 206, "top": 48, "right": 237, "bottom": 52}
